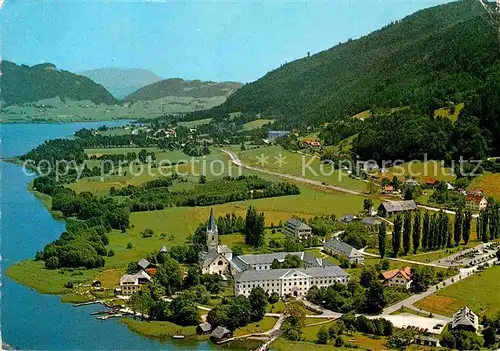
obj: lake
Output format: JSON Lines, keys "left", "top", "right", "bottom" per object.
{"left": 0, "top": 121, "right": 213, "bottom": 350}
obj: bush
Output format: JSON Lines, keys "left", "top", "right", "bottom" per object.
{"left": 317, "top": 327, "right": 329, "bottom": 344}
{"left": 126, "top": 242, "right": 133, "bottom": 249}
{"left": 107, "top": 250, "right": 115, "bottom": 257}
{"left": 45, "top": 256, "right": 60, "bottom": 270}
{"left": 268, "top": 292, "right": 280, "bottom": 304}
{"left": 65, "top": 281, "right": 74, "bottom": 289}
{"left": 141, "top": 228, "right": 154, "bottom": 238}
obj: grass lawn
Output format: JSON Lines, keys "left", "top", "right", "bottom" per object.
{"left": 241, "top": 119, "right": 274, "bottom": 131}
{"left": 236, "top": 146, "right": 368, "bottom": 192}
{"left": 434, "top": 103, "right": 464, "bottom": 123}
{"left": 273, "top": 331, "right": 387, "bottom": 351}
{"left": 5, "top": 260, "right": 99, "bottom": 295}
{"left": 177, "top": 118, "right": 213, "bottom": 129}
{"left": 390, "top": 306, "right": 430, "bottom": 318}
{"left": 351, "top": 110, "right": 372, "bottom": 120}
{"left": 301, "top": 319, "right": 336, "bottom": 342}
{"left": 266, "top": 300, "right": 286, "bottom": 313}
{"left": 373, "top": 161, "right": 455, "bottom": 183}
{"left": 469, "top": 172, "right": 500, "bottom": 200}
{"left": 234, "top": 316, "right": 277, "bottom": 336}
{"left": 414, "top": 265, "right": 500, "bottom": 318}
{"left": 121, "top": 318, "right": 199, "bottom": 340}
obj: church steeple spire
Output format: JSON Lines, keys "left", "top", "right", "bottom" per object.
{"left": 206, "top": 208, "right": 218, "bottom": 252}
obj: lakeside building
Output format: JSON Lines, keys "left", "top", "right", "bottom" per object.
{"left": 452, "top": 306, "right": 479, "bottom": 332}
{"left": 234, "top": 266, "right": 349, "bottom": 298}
{"left": 268, "top": 130, "right": 291, "bottom": 140}
{"left": 118, "top": 270, "right": 152, "bottom": 296}
{"left": 283, "top": 219, "right": 312, "bottom": 240}
{"left": 324, "top": 238, "right": 365, "bottom": 265}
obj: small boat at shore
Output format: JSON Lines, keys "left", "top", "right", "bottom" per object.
{"left": 172, "top": 335, "right": 185, "bottom": 339}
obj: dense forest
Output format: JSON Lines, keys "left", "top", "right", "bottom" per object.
{"left": 0, "top": 61, "right": 117, "bottom": 106}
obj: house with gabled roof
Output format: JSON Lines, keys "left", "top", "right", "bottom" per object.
{"left": 378, "top": 200, "right": 417, "bottom": 217}
{"left": 465, "top": 194, "right": 488, "bottom": 211}
{"left": 452, "top": 306, "right": 479, "bottom": 332}
{"left": 118, "top": 270, "right": 152, "bottom": 296}
{"left": 379, "top": 266, "right": 412, "bottom": 289}
{"left": 284, "top": 219, "right": 312, "bottom": 240}
{"left": 324, "top": 238, "right": 364, "bottom": 265}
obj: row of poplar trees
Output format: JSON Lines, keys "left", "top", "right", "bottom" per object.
{"left": 476, "top": 199, "right": 500, "bottom": 243}
{"left": 378, "top": 209, "right": 473, "bottom": 258}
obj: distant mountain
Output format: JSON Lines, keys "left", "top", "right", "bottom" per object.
{"left": 204, "top": 0, "right": 499, "bottom": 125}
{"left": 0, "top": 61, "right": 117, "bottom": 106}
{"left": 124, "top": 78, "right": 243, "bottom": 102}
{"left": 80, "top": 68, "right": 163, "bottom": 99}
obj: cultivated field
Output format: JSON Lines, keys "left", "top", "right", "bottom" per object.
{"left": 241, "top": 119, "right": 275, "bottom": 131}
{"left": 433, "top": 103, "right": 465, "bottom": 123}
{"left": 237, "top": 146, "right": 368, "bottom": 192}
{"left": 414, "top": 265, "right": 500, "bottom": 318}
{"left": 373, "top": 161, "right": 455, "bottom": 183}
{"left": 469, "top": 172, "right": 500, "bottom": 200}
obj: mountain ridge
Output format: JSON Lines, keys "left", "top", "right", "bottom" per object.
{"left": 80, "top": 68, "right": 163, "bottom": 99}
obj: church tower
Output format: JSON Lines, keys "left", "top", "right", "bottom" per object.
{"left": 206, "top": 208, "right": 218, "bottom": 252}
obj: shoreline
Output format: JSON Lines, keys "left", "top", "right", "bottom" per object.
{"left": 0, "top": 117, "right": 140, "bottom": 125}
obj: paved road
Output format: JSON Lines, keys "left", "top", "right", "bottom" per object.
{"left": 361, "top": 250, "right": 449, "bottom": 269}
{"left": 418, "top": 205, "right": 479, "bottom": 219}
{"left": 220, "top": 149, "right": 362, "bottom": 196}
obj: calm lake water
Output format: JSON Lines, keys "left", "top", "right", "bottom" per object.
{"left": 0, "top": 121, "right": 213, "bottom": 350}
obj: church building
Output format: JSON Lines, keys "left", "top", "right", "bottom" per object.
{"left": 198, "top": 208, "right": 233, "bottom": 277}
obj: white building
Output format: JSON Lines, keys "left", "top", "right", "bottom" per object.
{"left": 118, "top": 270, "right": 151, "bottom": 296}
{"left": 234, "top": 266, "right": 349, "bottom": 298}
{"left": 379, "top": 267, "right": 412, "bottom": 290}
{"left": 324, "top": 238, "right": 365, "bottom": 265}
{"left": 452, "top": 306, "right": 479, "bottom": 332}
{"left": 283, "top": 219, "right": 312, "bottom": 240}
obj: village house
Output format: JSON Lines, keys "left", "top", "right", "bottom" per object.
{"left": 361, "top": 217, "right": 382, "bottom": 227}
{"left": 404, "top": 178, "right": 420, "bottom": 187}
{"left": 379, "top": 267, "right": 412, "bottom": 289}
{"left": 452, "top": 306, "right": 479, "bottom": 332}
{"left": 197, "top": 322, "right": 212, "bottom": 335}
{"left": 300, "top": 139, "right": 322, "bottom": 148}
{"left": 283, "top": 219, "right": 312, "bottom": 240}
{"left": 465, "top": 194, "right": 488, "bottom": 211}
{"left": 425, "top": 178, "right": 438, "bottom": 188}
{"left": 199, "top": 209, "right": 233, "bottom": 277}
{"left": 412, "top": 335, "right": 440, "bottom": 348}
{"left": 382, "top": 185, "right": 401, "bottom": 195}
{"left": 324, "top": 238, "right": 365, "bottom": 265}
{"left": 234, "top": 266, "right": 349, "bottom": 298}
{"left": 118, "top": 270, "right": 152, "bottom": 296}
{"left": 210, "top": 326, "right": 232, "bottom": 342}
{"left": 378, "top": 200, "right": 418, "bottom": 217}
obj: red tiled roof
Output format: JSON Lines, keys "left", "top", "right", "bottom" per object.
{"left": 425, "top": 178, "right": 437, "bottom": 185}
{"left": 380, "top": 267, "right": 412, "bottom": 281}
{"left": 384, "top": 185, "right": 395, "bottom": 191}
{"left": 465, "top": 194, "right": 485, "bottom": 205}
{"left": 145, "top": 267, "right": 158, "bottom": 276}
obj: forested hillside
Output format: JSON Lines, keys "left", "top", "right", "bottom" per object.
{"left": 124, "top": 78, "right": 242, "bottom": 101}
{"left": 0, "top": 61, "right": 117, "bottom": 106}
{"left": 200, "top": 0, "right": 498, "bottom": 124}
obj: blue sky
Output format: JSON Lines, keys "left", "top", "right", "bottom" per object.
{"left": 2, "top": 0, "right": 452, "bottom": 83}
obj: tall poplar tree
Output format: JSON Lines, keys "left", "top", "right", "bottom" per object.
{"left": 378, "top": 223, "right": 387, "bottom": 258}
{"left": 403, "top": 212, "right": 412, "bottom": 255}
{"left": 454, "top": 207, "right": 463, "bottom": 246}
{"left": 392, "top": 215, "right": 402, "bottom": 257}
{"left": 463, "top": 209, "right": 472, "bottom": 245}
{"left": 412, "top": 211, "right": 421, "bottom": 254}
{"left": 422, "top": 212, "right": 430, "bottom": 250}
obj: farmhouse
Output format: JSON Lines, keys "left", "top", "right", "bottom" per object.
{"left": 234, "top": 266, "right": 349, "bottom": 298}
{"left": 378, "top": 200, "right": 417, "bottom": 217}
{"left": 465, "top": 194, "right": 488, "bottom": 211}
{"left": 324, "top": 238, "right": 365, "bottom": 265}
{"left": 210, "top": 326, "right": 232, "bottom": 341}
{"left": 452, "top": 306, "right": 479, "bottom": 332}
{"left": 229, "top": 251, "right": 334, "bottom": 274}
{"left": 284, "top": 219, "right": 312, "bottom": 240}
{"left": 379, "top": 267, "right": 412, "bottom": 289}
{"left": 118, "top": 270, "right": 152, "bottom": 296}
{"left": 404, "top": 179, "right": 420, "bottom": 187}
{"left": 199, "top": 209, "right": 233, "bottom": 276}
{"left": 425, "top": 178, "right": 438, "bottom": 187}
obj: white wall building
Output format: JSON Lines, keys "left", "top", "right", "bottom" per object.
{"left": 234, "top": 266, "right": 349, "bottom": 298}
